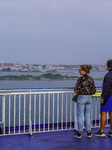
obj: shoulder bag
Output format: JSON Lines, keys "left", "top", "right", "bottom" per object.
{"left": 72, "top": 79, "right": 89, "bottom": 102}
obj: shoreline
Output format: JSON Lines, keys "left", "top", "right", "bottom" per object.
{"left": 0, "top": 73, "right": 103, "bottom": 81}
{"left": 0, "top": 78, "right": 103, "bottom": 81}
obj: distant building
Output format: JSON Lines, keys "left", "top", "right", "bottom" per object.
{"left": 0, "top": 63, "right": 14, "bottom": 67}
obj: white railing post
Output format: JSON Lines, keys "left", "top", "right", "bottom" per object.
{"left": 2, "top": 95, "right": 5, "bottom": 135}
{"left": 57, "top": 93, "right": 59, "bottom": 130}
{"left": 61, "top": 93, "right": 63, "bottom": 130}
{"left": 34, "top": 94, "right": 36, "bottom": 133}
{"left": 24, "top": 94, "right": 26, "bottom": 134}
{"left": 52, "top": 93, "right": 54, "bottom": 131}
{"left": 29, "top": 90, "right": 32, "bottom": 135}
{"left": 66, "top": 94, "right": 68, "bottom": 130}
{"left": 43, "top": 94, "right": 45, "bottom": 131}
{"left": 9, "top": 94, "right": 11, "bottom": 134}
{"left": 39, "top": 94, "right": 41, "bottom": 132}
{"left": 19, "top": 95, "right": 21, "bottom": 134}
{"left": 74, "top": 102, "right": 77, "bottom": 130}
{"left": 70, "top": 94, "right": 72, "bottom": 129}
{"left": 14, "top": 95, "right": 16, "bottom": 134}
{"left": 48, "top": 93, "right": 50, "bottom": 131}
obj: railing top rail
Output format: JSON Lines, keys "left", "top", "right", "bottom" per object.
{"left": 0, "top": 87, "right": 102, "bottom": 96}
{"left": 0, "top": 86, "right": 102, "bottom": 91}
{"left": 0, "top": 90, "right": 74, "bottom": 96}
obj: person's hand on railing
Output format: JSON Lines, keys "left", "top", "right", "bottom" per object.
{"left": 100, "top": 99, "right": 104, "bottom": 104}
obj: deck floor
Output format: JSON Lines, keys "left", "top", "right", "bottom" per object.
{"left": 0, "top": 127, "right": 112, "bottom": 150}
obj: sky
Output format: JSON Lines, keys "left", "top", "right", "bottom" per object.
{"left": 0, "top": 0, "right": 112, "bottom": 65}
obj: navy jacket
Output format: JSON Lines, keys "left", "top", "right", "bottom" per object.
{"left": 101, "top": 69, "right": 112, "bottom": 104}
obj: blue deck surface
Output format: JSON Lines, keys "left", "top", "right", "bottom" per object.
{"left": 0, "top": 127, "right": 112, "bottom": 150}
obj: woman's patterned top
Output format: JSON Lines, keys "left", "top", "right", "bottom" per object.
{"left": 74, "top": 74, "right": 96, "bottom": 95}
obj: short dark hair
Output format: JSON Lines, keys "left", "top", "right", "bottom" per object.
{"left": 107, "top": 60, "right": 112, "bottom": 68}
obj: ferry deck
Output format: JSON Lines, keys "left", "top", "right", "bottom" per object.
{"left": 0, "top": 127, "right": 112, "bottom": 150}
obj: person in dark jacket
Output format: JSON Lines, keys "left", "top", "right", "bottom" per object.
{"left": 94, "top": 59, "right": 112, "bottom": 137}
{"left": 74, "top": 64, "right": 96, "bottom": 138}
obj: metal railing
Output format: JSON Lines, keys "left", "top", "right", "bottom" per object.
{"left": 0, "top": 88, "right": 110, "bottom": 136}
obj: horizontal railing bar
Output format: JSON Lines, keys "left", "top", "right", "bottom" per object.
{"left": 0, "top": 91, "right": 74, "bottom": 96}
{"left": 0, "top": 86, "right": 102, "bottom": 92}
{"left": 0, "top": 87, "right": 102, "bottom": 96}
{"left": 1, "top": 119, "right": 110, "bottom": 133}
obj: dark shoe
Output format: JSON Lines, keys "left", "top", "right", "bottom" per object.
{"left": 74, "top": 132, "right": 81, "bottom": 138}
{"left": 87, "top": 132, "right": 92, "bottom": 138}
{"left": 107, "top": 131, "right": 112, "bottom": 136}
{"left": 94, "top": 130, "right": 105, "bottom": 137}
